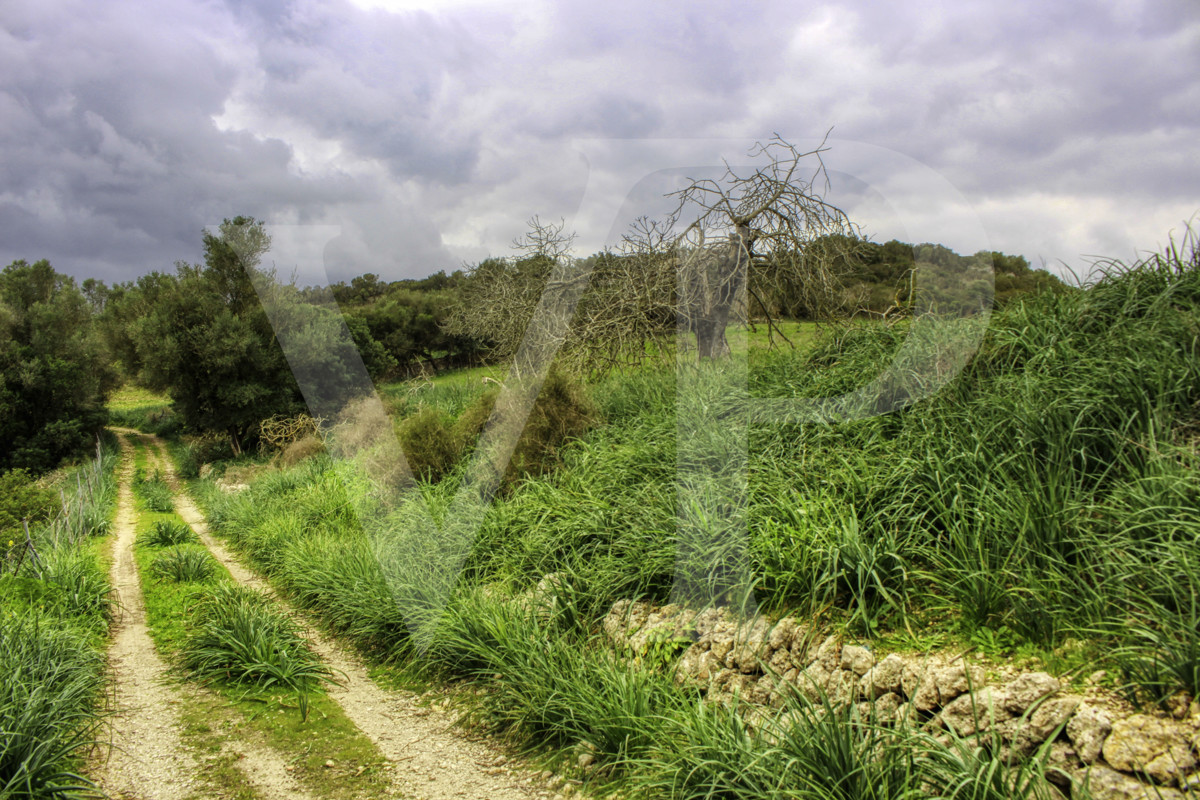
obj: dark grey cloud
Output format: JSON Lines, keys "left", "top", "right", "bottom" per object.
{"left": 1, "top": 0, "right": 1197, "bottom": 285}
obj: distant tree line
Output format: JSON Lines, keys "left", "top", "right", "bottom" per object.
{"left": 445, "top": 230, "right": 1068, "bottom": 370}
{"left": 1, "top": 211, "right": 1064, "bottom": 471}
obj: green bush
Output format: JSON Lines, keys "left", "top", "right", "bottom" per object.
{"left": 181, "top": 583, "right": 335, "bottom": 719}
{"left": 454, "top": 368, "right": 598, "bottom": 490}
{"left": 138, "top": 520, "right": 197, "bottom": 548}
{"left": 395, "top": 406, "right": 461, "bottom": 482}
{"left": 393, "top": 368, "right": 597, "bottom": 489}
{"left": 151, "top": 546, "right": 216, "bottom": 583}
{"left": 0, "top": 470, "right": 57, "bottom": 545}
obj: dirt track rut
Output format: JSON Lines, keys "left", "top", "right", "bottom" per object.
{"left": 92, "top": 434, "right": 199, "bottom": 800}
{"left": 145, "top": 437, "right": 548, "bottom": 800}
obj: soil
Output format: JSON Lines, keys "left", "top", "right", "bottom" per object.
{"left": 90, "top": 433, "right": 201, "bottom": 800}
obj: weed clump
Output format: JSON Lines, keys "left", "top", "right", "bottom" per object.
{"left": 138, "top": 520, "right": 198, "bottom": 547}
{"left": 151, "top": 546, "right": 216, "bottom": 583}
{"left": 134, "top": 470, "right": 174, "bottom": 513}
{"left": 181, "top": 583, "right": 335, "bottom": 719}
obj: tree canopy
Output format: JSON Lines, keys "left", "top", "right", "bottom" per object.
{"left": 129, "top": 217, "right": 387, "bottom": 452}
{"left": 0, "top": 259, "right": 116, "bottom": 473}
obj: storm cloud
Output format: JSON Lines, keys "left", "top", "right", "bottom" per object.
{"left": 1, "top": 0, "right": 1197, "bottom": 284}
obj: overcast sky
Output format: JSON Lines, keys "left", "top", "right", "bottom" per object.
{"left": 2, "top": 0, "right": 1198, "bottom": 285}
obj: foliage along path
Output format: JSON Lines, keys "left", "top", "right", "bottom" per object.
{"left": 94, "top": 431, "right": 318, "bottom": 800}
{"left": 141, "top": 434, "right": 546, "bottom": 800}
{"left": 91, "top": 432, "right": 201, "bottom": 800}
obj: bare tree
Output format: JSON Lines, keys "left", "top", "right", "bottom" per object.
{"left": 667, "top": 134, "right": 861, "bottom": 359}
{"left": 444, "top": 135, "right": 862, "bottom": 369}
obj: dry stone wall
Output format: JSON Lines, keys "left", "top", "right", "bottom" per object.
{"left": 602, "top": 599, "right": 1200, "bottom": 800}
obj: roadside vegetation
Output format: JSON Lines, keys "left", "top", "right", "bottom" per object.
{"left": 187, "top": 231, "right": 1200, "bottom": 797}
{"left": 2, "top": 137, "right": 1190, "bottom": 798}
{"left": 0, "top": 443, "right": 116, "bottom": 799}
{"left": 125, "top": 437, "right": 391, "bottom": 800}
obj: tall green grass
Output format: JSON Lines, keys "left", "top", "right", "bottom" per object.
{"left": 0, "top": 615, "right": 106, "bottom": 800}
{"left": 133, "top": 468, "right": 174, "bottom": 513}
{"left": 0, "top": 441, "right": 117, "bottom": 799}
{"left": 195, "top": 235, "right": 1198, "bottom": 794}
{"left": 180, "top": 583, "right": 336, "bottom": 720}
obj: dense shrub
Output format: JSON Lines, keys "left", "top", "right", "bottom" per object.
{"left": 392, "top": 368, "right": 597, "bottom": 489}
{"left": 395, "top": 407, "right": 461, "bottom": 482}
{"left": 455, "top": 368, "right": 598, "bottom": 489}
{"left": 279, "top": 435, "right": 326, "bottom": 468}
{"left": 0, "top": 470, "right": 56, "bottom": 545}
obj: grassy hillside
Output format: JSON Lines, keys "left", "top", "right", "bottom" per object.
{"left": 190, "top": 234, "right": 1199, "bottom": 797}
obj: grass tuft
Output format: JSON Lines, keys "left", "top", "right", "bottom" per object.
{"left": 138, "top": 519, "right": 198, "bottom": 547}
{"left": 151, "top": 546, "right": 217, "bottom": 583}
{"left": 181, "top": 583, "right": 336, "bottom": 720}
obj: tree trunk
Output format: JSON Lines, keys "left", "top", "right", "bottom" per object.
{"left": 691, "top": 226, "right": 750, "bottom": 360}
{"left": 694, "top": 310, "right": 732, "bottom": 359}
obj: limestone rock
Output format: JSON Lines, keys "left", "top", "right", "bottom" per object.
{"left": 1081, "top": 764, "right": 1186, "bottom": 800}
{"left": 940, "top": 687, "right": 1010, "bottom": 736}
{"left": 814, "top": 635, "right": 841, "bottom": 672}
{"left": 795, "top": 662, "right": 851, "bottom": 704}
{"left": 767, "top": 645, "right": 794, "bottom": 674}
{"left": 856, "top": 692, "right": 903, "bottom": 723}
{"left": 859, "top": 653, "right": 906, "bottom": 699}
{"left": 712, "top": 669, "right": 756, "bottom": 701}
{"left": 1001, "top": 672, "right": 1061, "bottom": 715}
{"left": 767, "top": 618, "right": 799, "bottom": 652}
{"left": 840, "top": 645, "right": 874, "bottom": 677}
{"left": 789, "top": 628, "right": 817, "bottom": 667}
{"left": 710, "top": 634, "right": 734, "bottom": 665}
{"left": 912, "top": 678, "right": 941, "bottom": 712}
{"left": 901, "top": 660, "right": 928, "bottom": 700}
{"left": 602, "top": 599, "right": 652, "bottom": 646}
{"left": 749, "top": 674, "right": 775, "bottom": 705}
{"left": 1102, "top": 714, "right": 1197, "bottom": 786}
{"left": 675, "top": 644, "right": 706, "bottom": 685}
{"left": 1067, "top": 703, "right": 1113, "bottom": 764}
{"left": 693, "top": 607, "right": 734, "bottom": 640}
{"left": 729, "top": 617, "right": 771, "bottom": 673}
{"left": 627, "top": 604, "right": 696, "bottom": 653}
{"left": 935, "top": 664, "right": 985, "bottom": 705}
{"left": 1003, "top": 695, "right": 1081, "bottom": 755}
{"left": 909, "top": 664, "right": 983, "bottom": 712}
{"left": 1046, "top": 741, "right": 1081, "bottom": 793}
{"left": 696, "top": 649, "right": 720, "bottom": 682}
